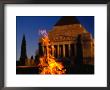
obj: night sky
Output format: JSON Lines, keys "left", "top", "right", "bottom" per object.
{"left": 16, "top": 16, "right": 94, "bottom": 60}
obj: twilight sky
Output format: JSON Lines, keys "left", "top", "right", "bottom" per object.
{"left": 16, "top": 16, "right": 94, "bottom": 60}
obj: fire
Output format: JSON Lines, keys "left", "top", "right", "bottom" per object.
{"left": 38, "top": 30, "right": 66, "bottom": 74}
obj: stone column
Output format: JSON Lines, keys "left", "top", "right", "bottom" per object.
{"left": 56, "top": 45, "right": 58, "bottom": 58}
{"left": 63, "top": 44, "right": 65, "bottom": 57}
{"left": 44, "top": 46, "right": 46, "bottom": 56}
{"left": 69, "top": 44, "right": 71, "bottom": 57}
{"left": 74, "top": 43, "right": 76, "bottom": 56}
{"left": 52, "top": 45, "right": 54, "bottom": 56}
{"left": 42, "top": 46, "right": 44, "bottom": 54}
{"left": 57, "top": 45, "right": 59, "bottom": 57}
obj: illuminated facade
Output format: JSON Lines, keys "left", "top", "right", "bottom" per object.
{"left": 39, "top": 16, "right": 94, "bottom": 65}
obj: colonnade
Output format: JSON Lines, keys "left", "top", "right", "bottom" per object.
{"left": 42, "top": 44, "right": 75, "bottom": 58}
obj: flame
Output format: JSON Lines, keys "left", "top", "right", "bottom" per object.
{"left": 38, "top": 30, "right": 66, "bottom": 74}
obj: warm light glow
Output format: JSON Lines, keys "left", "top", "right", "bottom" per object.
{"left": 38, "top": 30, "right": 66, "bottom": 74}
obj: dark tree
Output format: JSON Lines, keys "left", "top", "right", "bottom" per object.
{"left": 20, "top": 35, "right": 27, "bottom": 65}
{"left": 31, "top": 56, "right": 33, "bottom": 60}
{"left": 76, "top": 34, "right": 83, "bottom": 67}
{"left": 35, "top": 50, "right": 40, "bottom": 64}
{"left": 38, "top": 43, "right": 43, "bottom": 56}
{"left": 35, "top": 54, "right": 39, "bottom": 64}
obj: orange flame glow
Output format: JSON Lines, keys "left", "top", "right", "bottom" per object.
{"left": 38, "top": 30, "right": 66, "bottom": 74}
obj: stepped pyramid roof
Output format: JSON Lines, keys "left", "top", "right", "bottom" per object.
{"left": 54, "top": 16, "right": 80, "bottom": 26}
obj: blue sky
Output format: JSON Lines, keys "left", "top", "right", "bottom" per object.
{"left": 16, "top": 16, "right": 94, "bottom": 60}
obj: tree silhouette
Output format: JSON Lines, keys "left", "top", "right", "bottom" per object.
{"left": 35, "top": 51, "right": 40, "bottom": 64}
{"left": 31, "top": 56, "right": 33, "bottom": 60}
{"left": 20, "top": 34, "right": 27, "bottom": 65}
{"left": 76, "top": 34, "right": 83, "bottom": 67}
{"left": 38, "top": 43, "right": 43, "bottom": 56}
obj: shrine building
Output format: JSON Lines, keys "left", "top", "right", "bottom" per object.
{"left": 39, "top": 16, "right": 94, "bottom": 65}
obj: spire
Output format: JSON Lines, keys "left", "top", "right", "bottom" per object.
{"left": 54, "top": 16, "right": 80, "bottom": 26}
{"left": 20, "top": 34, "right": 27, "bottom": 65}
